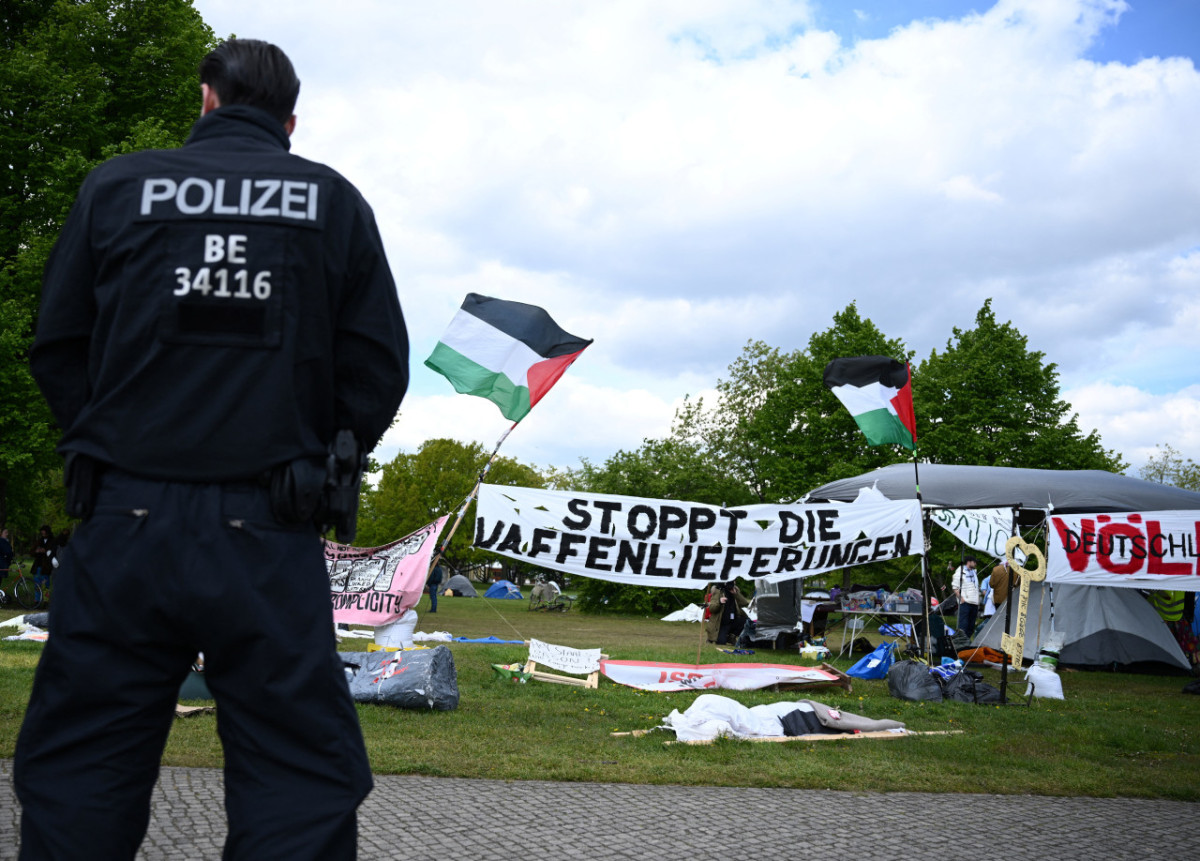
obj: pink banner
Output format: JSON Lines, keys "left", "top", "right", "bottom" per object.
{"left": 599, "top": 659, "right": 841, "bottom": 692}
{"left": 326, "top": 517, "right": 449, "bottom": 626}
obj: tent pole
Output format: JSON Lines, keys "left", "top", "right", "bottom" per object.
{"left": 999, "top": 507, "right": 1019, "bottom": 704}
{"left": 913, "top": 453, "right": 935, "bottom": 666}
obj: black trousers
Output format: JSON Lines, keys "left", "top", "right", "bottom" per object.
{"left": 14, "top": 472, "right": 372, "bottom": 860}
{"left": 717, "top": 613, "right": 745, "bottom": 645}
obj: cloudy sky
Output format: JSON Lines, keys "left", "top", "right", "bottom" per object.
{"left": 191, "top": 0, "right": 1200, "bottom": 480}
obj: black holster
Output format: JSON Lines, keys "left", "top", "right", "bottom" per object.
{"left": 269, "top": 457, "right": 328, "bottom": 527}
{"left": 323, "top": 430, "right": 365, "bottom": 544}
{"left": 268, "top": 431, "right": 364, "bottom": 543}
{"left": 64, "top": 452, "right": 104, "bottom": 520}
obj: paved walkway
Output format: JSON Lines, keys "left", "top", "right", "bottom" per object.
{"left": 2, "top": 759, "right": 1195, "bottom": 860}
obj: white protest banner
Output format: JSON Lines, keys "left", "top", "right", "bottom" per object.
{"left": 327, "top": 516, "right": 450, "bottom": 625}
{"left": 475, "top": 485, "right": 921, "bottom": 588}
{"left": 930, "top": 507, "right": 1016, "bottom": 560}
{"left": 528, "top": 638, "right": 603, "bottom": 675}
{"left": 1046, "top": 510, "right": 1200, "bottom": 590}
{"left": 600, "top": 660, "right": 842, "bottom": 692}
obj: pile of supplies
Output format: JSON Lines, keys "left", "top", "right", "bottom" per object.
{"left": 841, "top": 587, "right": 923, "bottom": 613}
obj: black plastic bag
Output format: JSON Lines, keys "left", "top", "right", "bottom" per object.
{"left": 943, "top": 669, "right": 1002, "bottom": 704}
{"left": 887, "top": 659, "right": 943, "bottom": 702}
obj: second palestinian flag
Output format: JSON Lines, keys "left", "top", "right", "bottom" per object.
{"left": 823, "top": 356, "right": 917, "bottom": 450}
{"left": 425, "top": 294, "right": 592, "bottom": 422}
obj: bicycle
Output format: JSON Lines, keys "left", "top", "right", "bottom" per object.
{"left": 3, "top": 561, "right": 45, "bottom": 611}
{"left": 528, "top": 582, "right": 572, "bottom": 613}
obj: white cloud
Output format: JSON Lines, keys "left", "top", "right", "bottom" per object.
{"left": 378, "top": 378, "right": 702, "bottom": 471}
{"left": 193, "top": 0, "right": 1200, "bottom": 475}
{"left": 1067, "top": 382, "right": 1200, "bottom": 471}
{"left": 939, "top": 175, "right": 1004, "bottom": 204}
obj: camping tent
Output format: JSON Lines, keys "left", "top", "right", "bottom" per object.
{"left": 484, "top": 579, "right": 523, "bottom": 599}
{"left": 750, "top": 580, "right": 804, "bottom": 644}
{"left": 751, "top": 581, "right": 840, "bottom": 645}
{"left": 804, "top": 464, "right": 1200, "bottom": 520}
{"left": 974, "top": 581, "right": 1190, "bottom": 671}
{"left": 443, "top": 574, "right": 478, "bottom": 597}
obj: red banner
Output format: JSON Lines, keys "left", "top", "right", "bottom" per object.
{"left": 1046, "top": 510, "right": 1200, "bottom": 590}
{"left": 600, "top": 659, "right": 841, "bottom": 691}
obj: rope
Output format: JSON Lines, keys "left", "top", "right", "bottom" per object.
{"left": 478, "top": 594, "right": 529, "bottom": 642}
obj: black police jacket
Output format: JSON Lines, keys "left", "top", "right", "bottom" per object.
{"left": 32, "top": 106, "right": 409, "bottom": 482}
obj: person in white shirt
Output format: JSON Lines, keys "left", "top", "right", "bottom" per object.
{"left": 952, "top": 556, "right": 981, "bottom": 637}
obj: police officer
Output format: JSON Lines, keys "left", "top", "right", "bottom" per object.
{"left": 15, "top": 39, "right": 408, "bottom": 860}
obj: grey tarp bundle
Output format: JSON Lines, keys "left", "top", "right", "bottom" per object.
{"left": 804, "top": 464, "right": 1200, "bottom": 516}
{"left": 974, "top": 582, "right": 1189, "bottom": 670}
{"left": 800, "top": 699, "right": 905, "bottom": 732}
{"left": 343, "top": 645, "right": 460, "bottom": 710}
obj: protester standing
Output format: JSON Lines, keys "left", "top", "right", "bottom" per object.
{"left": 0, "top": 528, "right": 14, "bottom": 578}
{"left": 990, "top": 558, "right": 1020, "bottom": 608}
{"left": 951, "top": 555, "right": 981, "bottom": 638}
{"left": 28, "top": 525, "right": 56, "bottom": 589}
{"left": 705, "top": 582, "right": 749, "bottom": 645}
{"left": 427, "top": 562, "right": 444, "bottom": 613}
{"left": 979, "top": 572, "right": 995, "bottom": 621}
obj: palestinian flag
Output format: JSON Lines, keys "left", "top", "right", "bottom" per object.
{"left": 425, "top": 294, "right": 592, "bottom": 422}
{"left": 823, "top": 356, "right": 917, "bottom": 450}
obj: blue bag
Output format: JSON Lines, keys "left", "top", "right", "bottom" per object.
{"left": 846, "top": 641, "right": 896, "bottom": 680}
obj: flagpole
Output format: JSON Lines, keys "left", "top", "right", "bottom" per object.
{"left": 823, "top": 355, "right": 929, "bottom": 661}
{"left": 428, "top": 422, "right": 519, "bottom": 573}
{"left": 895, "top": 359, "right": 934, "bottom": 665}
{"left": 911, "top": 448, "right": 936, "bottom": 665}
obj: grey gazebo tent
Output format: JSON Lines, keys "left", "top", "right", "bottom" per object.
{"left": 803, "top": 464, "right": 1200, "bottom": 518}
{"left": 801, "top": 464, "right": 1200, "bottom": 669}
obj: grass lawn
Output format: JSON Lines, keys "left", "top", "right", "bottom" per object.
{"left": 2, "top": 596, "right": 1198, "bottom": 799}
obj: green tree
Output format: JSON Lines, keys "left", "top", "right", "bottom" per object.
{"left": 356, "top": 438, "right": 546, "bottom": 574}
{"left": 753, "top": 303, "right": 913, "bottom": 499}
{"left": 675, "top": 304, "right": 912, "bottom": 505}
{"left": 569, "top": 428, "right": 757, "bottom": 614}
{"left": 914, "top": 300, "right": 1126, "bottom": 472}
{"left": 1139, "top": 444, "right": 1200, "bottom": 491}
{"left": 687, "top": 340, "right": 793, "bottom": 502}
{"left": 0, "top": 0, "right": 216, "bottom": 526}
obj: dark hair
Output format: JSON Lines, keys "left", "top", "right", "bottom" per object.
{"left": 199, "top": 39, "right": 300, "bottom": 125}
{"left": 963, "top": 555, "right": 977, "bottom": 564}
